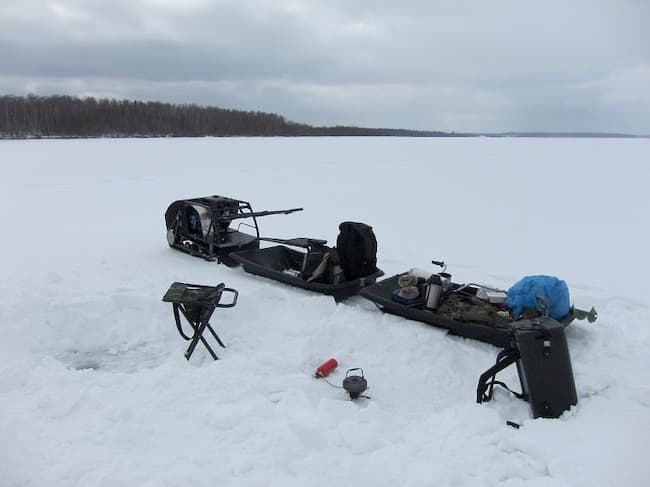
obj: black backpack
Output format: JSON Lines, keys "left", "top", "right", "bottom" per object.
{"left": 335, "top": 222, "right": 378, "bottom": 280}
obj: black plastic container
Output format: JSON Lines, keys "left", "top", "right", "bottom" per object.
{"left": 513, "top": 318, "right": 577, "bottom": 418}
{"left": 231, "top": 245, "right": 384, "bottom": 301}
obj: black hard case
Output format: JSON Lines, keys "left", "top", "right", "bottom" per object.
{"left": 513, "top": 318, "right": 577, "bottom": 418}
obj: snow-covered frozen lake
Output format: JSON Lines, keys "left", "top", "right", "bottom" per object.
{"left": 1, "top": 136, "right": 649, "bottom": 486}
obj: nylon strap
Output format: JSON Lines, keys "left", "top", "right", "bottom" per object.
{"left": 476, "top": 347, "right": 521, "bottom": 404}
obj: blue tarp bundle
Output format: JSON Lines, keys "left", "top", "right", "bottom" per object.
{"left": 506, "top": 275, "right": 570, "bottom": 321}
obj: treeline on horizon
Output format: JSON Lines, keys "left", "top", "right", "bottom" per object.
{"left": 0, "top": 94, "right": 445, "bottom": 138}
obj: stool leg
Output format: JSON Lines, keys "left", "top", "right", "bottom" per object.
{"left": 206, "top": 323, "right": 226, "bottom": 348}
{"left": 184, "top": 320, "right": 219, "bottom": 361}
{"left": 198, "top": 335, "right": 219, "bottom": 360}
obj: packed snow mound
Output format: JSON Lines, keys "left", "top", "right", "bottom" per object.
{"left": 1, "top": 137, "right": 649, "bottom": 486}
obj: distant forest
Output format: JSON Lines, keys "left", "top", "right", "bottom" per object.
{"left": 0, "top": 94, "right": 446, "bottom": 138}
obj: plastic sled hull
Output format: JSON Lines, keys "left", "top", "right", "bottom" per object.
{"left": 231, "top": 245, "right": 384, "bottom": 301}
{"left": 360, "top": 275, "right": 523, "bottom": 348}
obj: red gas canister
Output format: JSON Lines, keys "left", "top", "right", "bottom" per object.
{"left": 315, "top": 358, "right": 338, "bottom": 378}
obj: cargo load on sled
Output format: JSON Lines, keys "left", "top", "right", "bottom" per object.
{"left": 164, "top": 195, "right": 302, "bottom": 263}
{"left": 360, "top": 261, "right": 597, "bottom": 348}
{"left": 231, "top": 222, "right": 384, "bottom": 301}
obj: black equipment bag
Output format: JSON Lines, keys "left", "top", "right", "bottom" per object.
{"left": 335, "top": 222, "right": 379, "bottom": 280}
{"left": 477, "top": 317, "right": 577, "bottom": 419}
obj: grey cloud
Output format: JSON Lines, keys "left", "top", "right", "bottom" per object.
{"left": 0, "top": 0, "right": 648, "bottom": 132}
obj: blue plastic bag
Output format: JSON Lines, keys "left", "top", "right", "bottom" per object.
{"left": 506, "top": 275, "right": 570, "bottom": 321}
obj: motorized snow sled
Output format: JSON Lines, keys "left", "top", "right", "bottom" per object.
{"left": 231, "top": 222, "right": 385, "bottom": 301}
{"left": 165, "top": 195, "right": 302, "bottom": 263}
{"left": 360, "top": 261, "right": 597, "bottom": 348}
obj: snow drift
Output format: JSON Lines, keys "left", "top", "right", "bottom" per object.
{"left": 1, "top": 136, "right": 649, "bottom": 486}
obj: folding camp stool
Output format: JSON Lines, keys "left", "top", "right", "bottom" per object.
{"left": 162, "top": 282, "right": 238, "bottom": 360}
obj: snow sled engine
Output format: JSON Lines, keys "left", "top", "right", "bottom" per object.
{"left": 231, "top": 222, "right": 384, "bottom": 301}
{"left": 162, "top": 281, "right": 238, "bottom": 361}
{"left": 165, "top": 195, "right": 302, "bottom": 263}
{"left": 360, "top": 262, "right": 597, "bottom": 348}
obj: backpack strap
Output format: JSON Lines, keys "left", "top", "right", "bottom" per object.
{"left": 306, "top": 253, "right": 330, "bottom": 282}
{"left": 300, "top": 245, "right": 330, "bottom": 282}
{"left": 476, "top": 346, "right": 522, "bottom": 404}
{"left": 328, "top": 248, "right": 345, "bottom": 285}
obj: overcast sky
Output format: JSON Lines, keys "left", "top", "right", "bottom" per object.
{"left": 1, "top": 0, "right": 648, "bottom": 133}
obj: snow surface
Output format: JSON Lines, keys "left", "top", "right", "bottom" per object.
{"left": 1, "top": 136, "right": 649, "bottom": 486}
